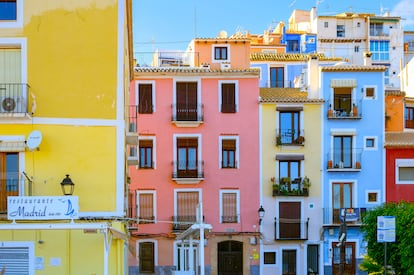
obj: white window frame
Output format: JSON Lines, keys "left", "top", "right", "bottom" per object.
{"left": 136, "top": 239, "right": 158, "bottom": 270}
{"left": 136, "top": 190, "right": 157, "bottom": 223}
{"left": 219, "top": 189, "right": 240, "bottom": 223}
{"left": 212, "top": 44, "right": 230, "bottom": 63}
{"left": 138, "top": 136, "right": 156, "bottom": 169}
{"left": 363, "top": 85, "right": 376, "bottom": 100}
{"left": 364, "top": 136, "right": 377, "bottom": 151}
{"left": 0, "top": 0, "right": 23, "bottom": 28}
{"left": 135, "top": 80, "right": 156, "bottom": 113}
{"left": 262, "top": 250, "right": 277, "bottom": 267}
{"left": 0, "top": 242, "right": 34, "bottom": 275}
{"left": 395, "top": 159, "right": 414, "bottom": 184}
{"left": 365, "top": 189, "right": 380, "bottom": 204}
{"left": 218, "top": 135, "right": 240, "bottom": 169}
{"left": 0, "top": 38, "right": 27, "bottom": 83}
{"left": 218, "top": 80, "right": 239, "bottom": 113}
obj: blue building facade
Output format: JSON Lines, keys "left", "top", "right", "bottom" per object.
{"left": 320, "top": 63, "right": 386, "bottom": 274}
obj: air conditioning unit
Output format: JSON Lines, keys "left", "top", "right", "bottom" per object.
{"left": 127, "top": 146, "right": 139, "bottom": 166}
{"left": 220, "top": 62, "right": 231, "bottom": 70}
{"left": 0, "top": 97, "right": 19, "bottom": 113}
{"left": 201, "top": 63, "right": 210, "bottom": 69}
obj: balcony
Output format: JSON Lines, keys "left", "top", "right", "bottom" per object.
{"left": 276, "top": 129, "right": 305, "bottom": 146}
{"left": 327, "top": 103, "right": 361, "bottom": 119}
{"left": 126, "top": 105, "right": 138, "bottom": 145}
{"left": 134, "top": 51, "right": 200, "bottom": 68}
{"left": 172, "top": 215, "right": 197, "bottom": 232}
{"left": 326, "top": 149, "right": 362, "bottom": 171}
{"left": 172, "top": 161, "right": 204, "bottom": 184}
{"left": 323, "top": 207, "right": 367, "bottom": 225}
{"left": 272, "top": 177, "right": 310, "bottom": 197}
{"left": 171, "top": 104, "right": 204, "bottom": 127}
{"left": 0, "top": 83, "right": 30, "bottom": 118}
{"left": 274, "top": 217, "right": 309, "bottom": 240}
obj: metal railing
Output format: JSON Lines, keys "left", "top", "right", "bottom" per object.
{"left": 172, "top": 161, "right": 204, "bottom": 179}
{"left": 0, "top": 83, "right": 29, "bottom": 114}
{"left": 326, "top": 149, "right": 362, "bottom": 170}
{"left": 134, "top": 51, "right": 200, "bottom": 68}
{"left": 323, "top": 207, "right": 368, "bottom": 225}
{"left": 276, "top": 129, "right": 305, "bottom": 146}
{"left": 327, "top": 101, "right": 362, "bottom": 119}
{"left": 272, "top": 177, "right": 310, "bottom": 197}
{"left": 274, "top": 217, "right": 309, "bottom": 240}
{"left": 171, "top": 104, "right": 204, "bottom": 122}
{"left": 172, "top": 215, "right": 197, "bottom": 231}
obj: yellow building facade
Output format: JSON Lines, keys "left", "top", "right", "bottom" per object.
{"left": 0, "top": 1, "right": 132, "bottom": 274}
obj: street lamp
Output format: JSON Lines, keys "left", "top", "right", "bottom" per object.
{"left": 60, "top": 174, "right": 75, "bottom": 196}
{"left": 258, "top": 205, "right": 265, "bottom": 225}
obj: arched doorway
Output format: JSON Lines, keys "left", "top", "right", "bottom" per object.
{"left": 218, "top": 240, "right": 243, "bottom": 275}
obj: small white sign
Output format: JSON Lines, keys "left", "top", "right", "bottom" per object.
{"left": 377, "top": 216, "right": 396, "bottom": 242}
{"left": 7, "top": 196, "right": 79, "bottom": 220}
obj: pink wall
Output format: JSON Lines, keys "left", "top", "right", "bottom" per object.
{"left": 129, "top": 75, "right": 260, "bottom": 234}
{"left": 386, "top": 148, "right": 414, "bottom": 202}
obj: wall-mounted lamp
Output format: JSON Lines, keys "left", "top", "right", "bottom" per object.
{"left": 60, "top": 174, "right": 75, "bottom": 196}
{"left": 258, "top": 205, "right": 265, "bottom": 225}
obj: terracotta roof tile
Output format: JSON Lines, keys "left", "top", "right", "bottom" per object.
{"left": 134, "top": 67, "right": 260, "bottom": 76}
{"left": 385, "top": 132, "right": 414, "bottom": 147}
{"left": 259, "top": 88, "right": 325, "bottom": 103}
{"left": 321, "top": 65, "right": 387, "bottom": 72}
{"left": 250, "top": 52, "right": 342, "bottom": 62}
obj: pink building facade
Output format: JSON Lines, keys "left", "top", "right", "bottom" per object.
{"left": 128, "top": 37, "right": 261, "bottom": 275}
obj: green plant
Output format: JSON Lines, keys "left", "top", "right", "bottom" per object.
{"left": 302, "top": 176, "right": 311, "bottom": 188}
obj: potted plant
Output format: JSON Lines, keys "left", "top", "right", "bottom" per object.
{"left": 271, "top": 177, "right": 279, "bottom": 196}
{"left": 302, "top": 176, "right": 311, "bottom": 196}
{"left": 353, "top": 103, "right": 358, "bottom": 117}
{"left": 328, "top": 104, "right": 333, "bottom": 118}
{"left": 328, "top": 160, "right": 333, "bottom": 169}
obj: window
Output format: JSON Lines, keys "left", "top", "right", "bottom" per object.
{"left": 278, "top": 202, "right": 301, "bottom": 239}
{"left": 138, "top": 83, "right": 153, "bottom": 114}
{"left": 0, "top": 242, "right": 34, "bottom": 274}
{"left": 176, "top": 138, "right": 198, "bottom": 178}
{"left": 270, "top": 67, "right": 284, "bottom": 88}
{"left": 405, "top": 106, "right": 414, "bottom": 128}
{"left": 279, "top": 160, "right": 300, "bottom": 181}
{"left": 365, "top": 86, "right": 375, "bottom": 98}
{"left": 277, "top": 107, "right": 303, "bottom": 145}
{"left": 220, "top": 190, "right": 239, "bottom": 223}
{"left": 0, "top": 0, "right": 22, "bottom": 28}
{"left": 220, "top": 137, "right": 238, "bottom": 168}
{"left": 364, "top": 137, "right": 376, "bottom": 150}
{"left": 0, "top": 152, "right": 19, "bottom": 212}
{"left": 220, "top": 82, "right": 236, "bottom": 113}
{"left": 175, "top": 82, "right": 199, "bottom": 121}
{"left": 370, "top": 22, "right": 385, "bottom": 36}
{"left": 357, "top": 22, "right": 361, "bottom": 28}
{"left": 332, "top": 242, "right": 355, "bottom": 274}
{"left": 324, "top": 22, "right": 329, "bottom": 28}
{"left": 354, "top": 46, "right": 359, "bottom": 53}
{"left": 139, "top": 139, "right": 153, "bottom": 169}
{"left": 367, "top": 191, "right": 379, "bottom": 203}
{"left": 214, "top": 46, "right": 228, "bottom": 61}
{"left": 137, "top": 191, "right": 155, "bottom": 223}
{"left": 287, "top": 40, "right": 299, "bottom": 53}
{"left": 174, "top": 190, "right": 200, "bottom": 230}
{"left": 333, "top": 136, "right": 353, "bottom": 168}
{"left": 337, "top": 25, "right": 345, "bottom": 37}
{"left": 370, "top": 40, "right": 389, "bottom": 61}
{"left": 333, "top": 87, "right": 352, "bottom": 115}
{"left": 139, "top": 242, "right": 155, "bottom": 273}
{"left": 384, "top": 67, "right": 390, "bottom": 85}
{"left": 263, "top": 251, "right": 276, "bottom": 265}
{"left": 332, "top": 182, "right": 353, "bottom": 223}
{"left": 396, "top": 159, "right": 414, "bottom": 184}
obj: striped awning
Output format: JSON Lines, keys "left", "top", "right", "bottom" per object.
{"left": 330, "top": 79, "right": 357, "bottom": 88}
{"left": 0, "top": 141, "right": 26, "bottom": 152}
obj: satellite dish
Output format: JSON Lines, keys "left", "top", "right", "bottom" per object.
{"left": 26, "top": 130, "right": 42, "bottom": 151}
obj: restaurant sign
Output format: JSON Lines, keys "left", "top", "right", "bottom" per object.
{"left": 8, "top": 196, "right": 79, "bottom": 220}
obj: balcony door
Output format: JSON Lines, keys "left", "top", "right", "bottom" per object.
{"left": 176, "top": 82, "right": 197, "bottom": 121}
{"left": 177, "top": 138, "right": 198, "bottom": 178}
{"left": 332, "top": 242, "right": 356, "bottom": 275}
{"left": 0, "top": 152, "right": 19, "bottom": 212}
{"left": 332, "top": 183, "right": 352, "bottom": 223}
{"left": 279, "top": 201, "right": 300, "bottom": 239}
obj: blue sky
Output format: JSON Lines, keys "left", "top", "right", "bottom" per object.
{"left": 133, "top": 0, "right": 414, "bottom": 54}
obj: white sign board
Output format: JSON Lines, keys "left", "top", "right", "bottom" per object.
{"left": 7, "top": 196, "right": 79, "bottom": 220}
{"left": 377, "top": 216, "right": 396, "bottom": 242}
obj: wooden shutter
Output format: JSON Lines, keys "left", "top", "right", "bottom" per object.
{"left": 279, "top": 202, "right": 301, "bottom": 239}
{"left": 221, "top": 83, "right": 235, "bottom": 113}
{"left": 139, "top": 242, "right": 154, "bottom": 273}
{"left": 222, "top": 139, "right": 236, "bottom": 150}
{"left": 139, "top": 193, "right": 153, "bottom": 223}
{"left": 177, "top": 192, "right": 198, "bottom": 220}
{"left": 176, "top": 82, "right": 197, "bottom": 121}
{"left": 222, "top": 193, "right": 237, "bottom": 223}
{"left": 138, "top": 84, "right": 152, "bottom": 113}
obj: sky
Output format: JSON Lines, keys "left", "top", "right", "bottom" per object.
{"left": 132, "top": 0, "right": 414, "bottom": 55}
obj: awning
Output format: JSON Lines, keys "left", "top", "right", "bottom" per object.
{"left": 0, "top": 141, "right": 26, "bottom": 152}
{"left": 330, "top": 79, "right": 356, "bottom": 88}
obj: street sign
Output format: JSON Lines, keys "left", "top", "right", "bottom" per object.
{"left": 377, "top": 216, "right": 395, "bottom": 243}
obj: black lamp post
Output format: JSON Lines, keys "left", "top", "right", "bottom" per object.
{"left": 60, "top": 174, "right": 75, "bottom": 196}
{"left": 258, "top": 205, "right": 265, "bottom": 225}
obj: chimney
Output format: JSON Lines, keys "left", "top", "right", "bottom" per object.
{"left": 363, "top": 51, "right": 372, "bottom": 66}
{"left": 307, "top": 53, "right": 320, "bottom": 99}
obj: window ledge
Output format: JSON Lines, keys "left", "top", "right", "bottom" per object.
{"left": 327, "top": 168, "right": 361, "bottom": 172}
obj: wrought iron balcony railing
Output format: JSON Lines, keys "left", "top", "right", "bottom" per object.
{"left": 326, "top": 149, "right": 362, "bottom": 171}
{"left": 172, "top": 161, "right": 204, "bottom": 179}
{"left": 171, "top": 104, "right": 204, "bottom": 122}
{"left": 276, "top": 128, "right": 305, "bottom": 146}
{"left": 0, "top": 83, "right": 29, "bottom": 115}
{"left": 172, "top": 215, "right": 197, "bottom": 231}
{"left": 272, "top": 177, "right": 310, "bottom": 197}
{"left": 323, "top": 207, "right": 368, "bottom": 225}
{"left": 274, "top": 217, "right": 309, "bottom": 240}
